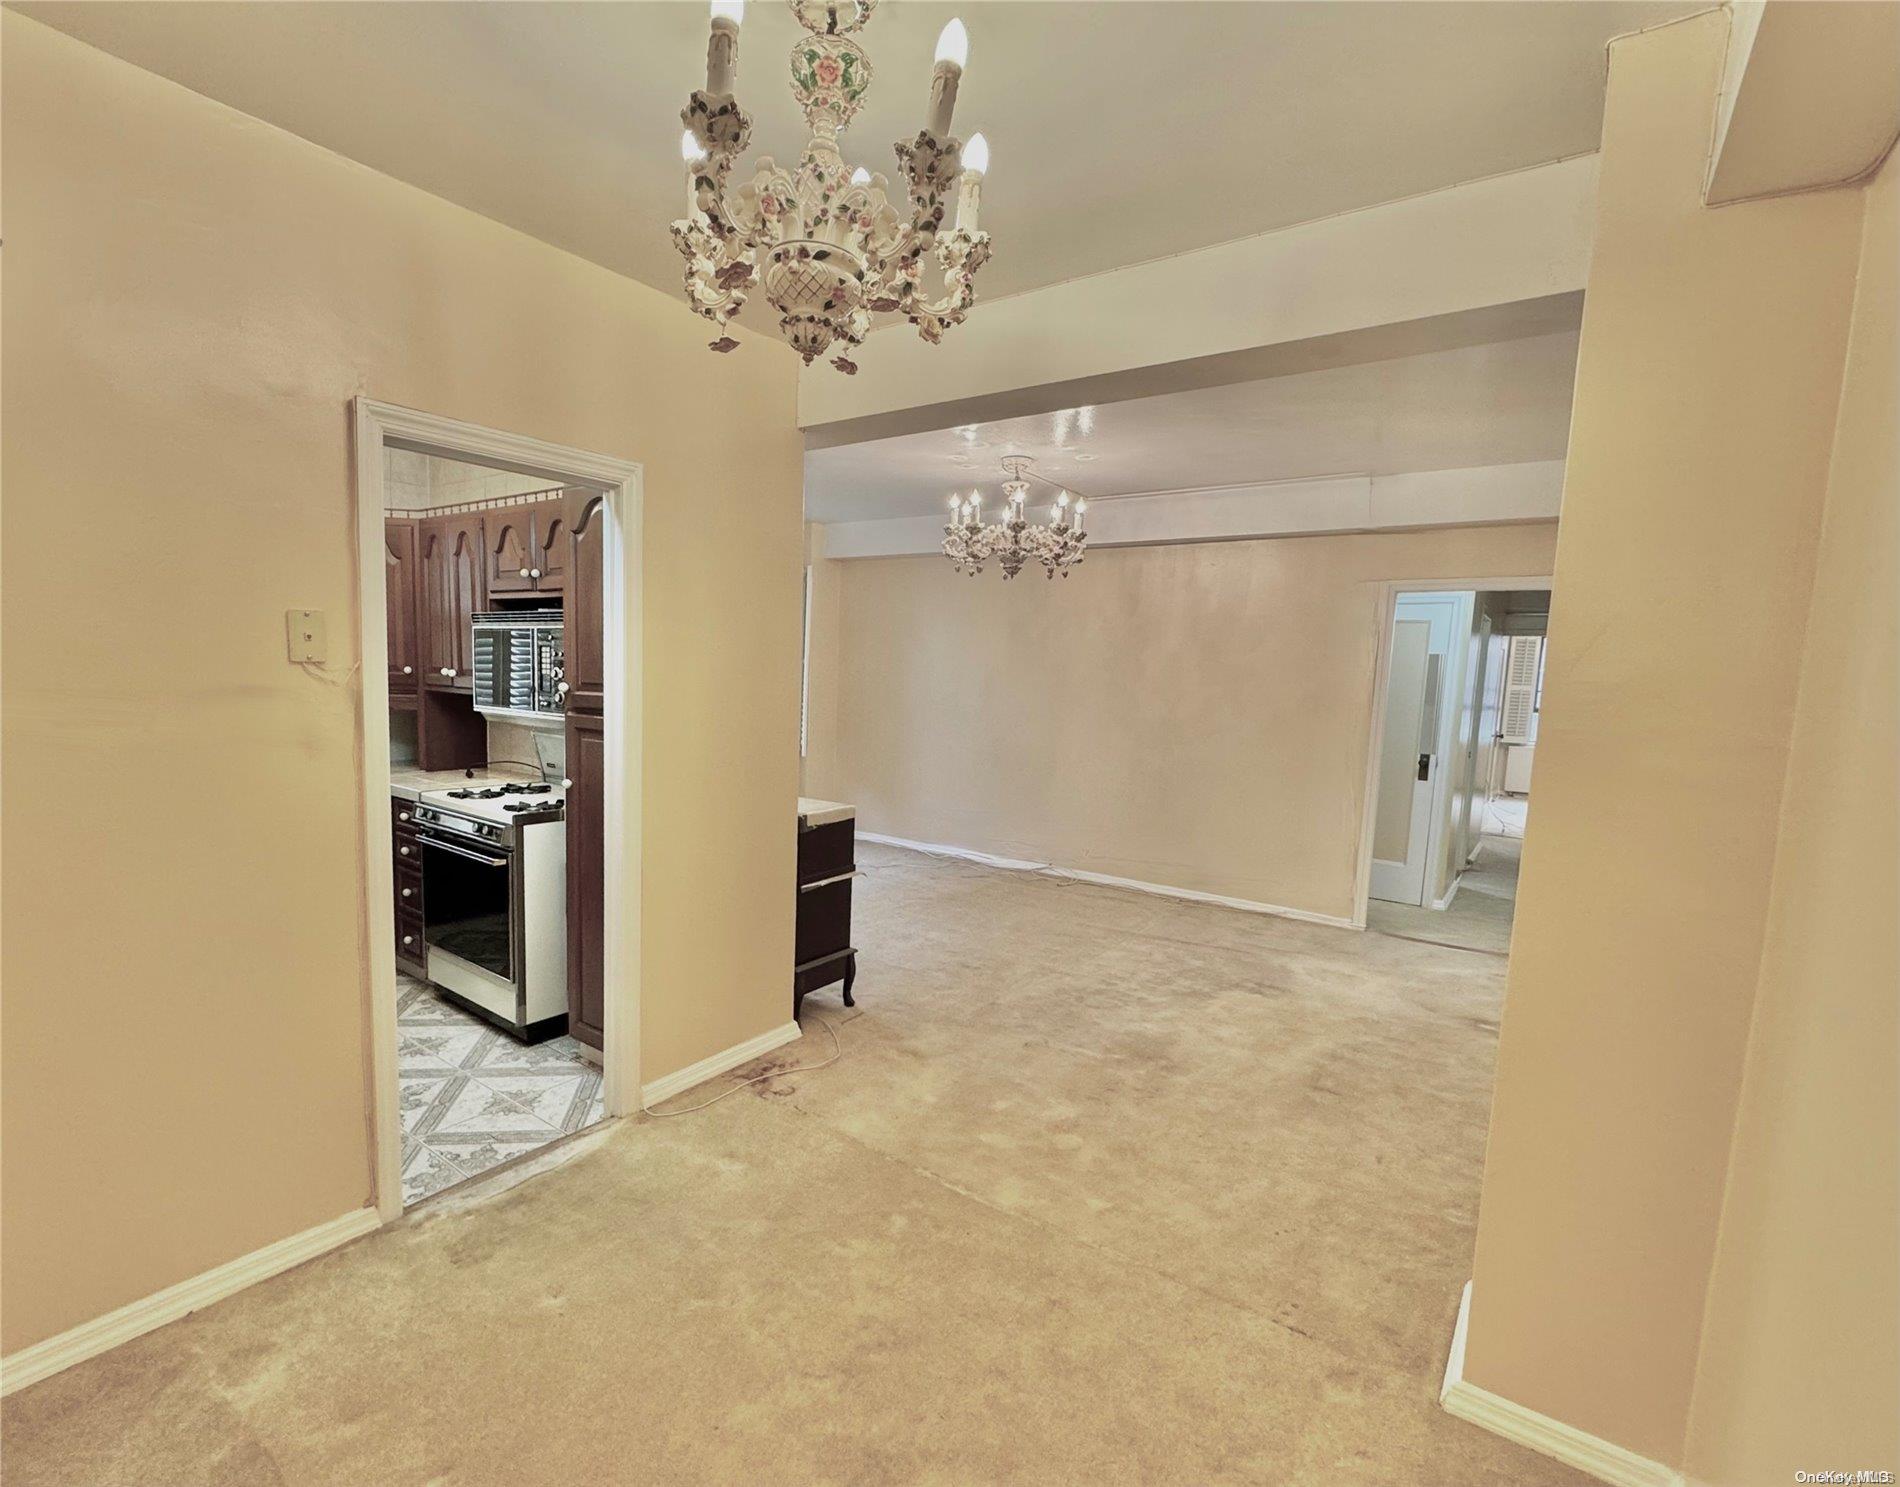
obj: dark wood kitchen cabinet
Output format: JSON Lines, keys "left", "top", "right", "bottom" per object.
{"left": 564, "top": 710, "right": 606, "bottom": 1051}
{"left": 392, "top": 792, "right": 426, "bottom": 977}
{"left": 564, "top": 492, "right": 606, "bottom": 714}
{"left": 485, "top": 495, "right": 572, "bottom": 598}
{"left": 562, "top": 489, "right": 606, "bottom": 1050}
{"left": 384, "top": 519, "right": 421, "bottom": 696}
{"left": 486, "top": 508, "right": 536, "bottom": 596}
{"left": 531, "top": 497, "right": 571, "bottom": 595}
{"left": 418, "top": 512, "right": 486, "bottom": 689}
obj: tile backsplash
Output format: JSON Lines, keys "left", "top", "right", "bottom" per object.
{"left": 382, "top": 448, "right": 558, "bottom": 512}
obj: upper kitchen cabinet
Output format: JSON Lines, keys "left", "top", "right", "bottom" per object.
{"left": 384, "top": 517, "right": 420, "bottom": 697}
{"left": 486, "top": 496, "right": 570, "bottom": 597}
{"left": 486, "top": 508, "right": 536, "bottom": 596}
{"left": 564, "top": 491, "right": 606, "bottom": 715}
{"left": 418, "top": 512, "right": 485, "bottom": 690}
{"left": 531, "top": 496, "right": 572, "bottom": 595}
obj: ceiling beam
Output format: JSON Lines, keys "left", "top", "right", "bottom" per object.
{"left": 799, "top": 155, "right": 1598, "bottom": 441}
{"left": 1705, "top": 0, "right": 1900, "bottom": 206}
{"left": 816, "top": 461, "right": 1565, "bottom": 559}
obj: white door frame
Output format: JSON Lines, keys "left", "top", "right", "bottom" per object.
{"left": 1352, "top": 576, "right": 1553, "bottom": 930}
{"left": 351, "top": 398, "right": 641, "bottom": 1223}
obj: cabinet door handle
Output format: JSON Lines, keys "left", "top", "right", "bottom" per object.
{"left": 399, "top": 845, "right": 412, "bottom": 856}
{"left": 556, "top": 681, "right": 570, "bottom": 695}
{"left": 561, "top": 778, "right": 572, "bottom": 789}
{"left": 519, "top": 567, "right": 530, "bottom": 578}
{"left": 402, "top": 935, "right": 415, "bottom": 946}
{"left": 398, "top": 811, "right": 411, "bottom": 822}
{"left": 402, "top": 665, "right": 413, "bottom": 675}
{"left": 800, "top": 870, "right": 862, "bottom": 893}
{"left": 401, "top": 887, "right": 413, "bottom": 898}
{"left": 530, "top": 569, "right": 541, "bottom": 579}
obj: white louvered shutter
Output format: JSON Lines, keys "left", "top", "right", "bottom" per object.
{"left": 1498, "top": 636, "right": 1542, "bottom": 744}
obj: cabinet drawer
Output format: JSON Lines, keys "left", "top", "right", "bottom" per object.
{"left": 795, "top": 878, "right": 852, "bottom": 967}
{"left": 394, "top": 861, "right": 422, "bottom": 913}
{"left": 797, "top": 819, "right": 854, "bottom": 885}
{"left": 395, "top": 909, "right": 426, "bottom": 964}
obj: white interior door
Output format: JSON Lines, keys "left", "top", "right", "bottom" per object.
{"left": 1370, "top": 595, "right": 1463, "bottom": 905}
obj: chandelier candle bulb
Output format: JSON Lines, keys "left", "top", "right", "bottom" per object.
{"left": 927, "top": 18, "right": 968, "bottom": 136}
{"left": 706, "top": 0, "right": 743, "bottom": 95}
{"left": 955, "top": 133, "right": 988, "bottom": 231}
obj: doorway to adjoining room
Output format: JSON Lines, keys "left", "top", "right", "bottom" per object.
{"left": 1365, "top": 586, "right": 1548, "bottom": 956}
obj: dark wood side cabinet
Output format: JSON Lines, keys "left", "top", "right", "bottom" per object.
{"left": 795, "top": 815, "right": 857, "bottom": 1020}
{"left": 564, "top": 712, "right": 606, "bottom": 1051}
{"left": 418, "top": 512, "right": 486, "bottom": 690}
{"left": 393, "top": 792, "right": 426, "bottom": 976}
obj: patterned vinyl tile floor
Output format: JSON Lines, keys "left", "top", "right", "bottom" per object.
{"left": 396, "top": 974, "right": 604, "bottom": 1206}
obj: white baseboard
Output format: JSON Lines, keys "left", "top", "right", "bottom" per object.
{"left": 640, "top": 1020, "right": 802, "bottom": 1108}
{"left": 1441, "top": 1282, "right": 1682, "bottom": 1487}
{"left": 1432, "top": 876, "right": 1464, "bottom": 911}
{"left": 0, "top": 1205, "right": 382, "bottom": 1398}
{"left": 856, "top": 832, "right": 1357, "bottom": 930}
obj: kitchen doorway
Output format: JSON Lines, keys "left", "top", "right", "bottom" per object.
{"left": 352, "top": 400, "right": 641, "bottom": 1221}
{"left": 1353, "top": 578, "right": 1551, "bottom": 956}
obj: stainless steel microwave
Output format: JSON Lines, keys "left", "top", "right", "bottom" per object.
{"left": 471, "top": 612, "right": 565, "bottom": 723}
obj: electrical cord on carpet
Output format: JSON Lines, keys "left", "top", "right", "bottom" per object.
{"left": 639, "top": 1007, "right": 846, "bottom": 1118}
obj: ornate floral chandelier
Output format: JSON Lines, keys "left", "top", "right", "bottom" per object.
{"left": 673, "top": 0, "right": 992, "bottom": 374}
{"left": 943, "top": 457, "right": 1089, "bottom": 580}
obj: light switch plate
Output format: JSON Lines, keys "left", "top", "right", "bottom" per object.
{"left": 286, "top": 608, "right": 327, "bottom": 663}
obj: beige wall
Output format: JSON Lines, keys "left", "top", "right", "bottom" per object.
{"left": 1681, "top": 148, "right": 1899, "bottom": 1486}
{"left": 1464, "top": 9, "right": 1870, "bottom": 1466}
{"left": 0, "top": 16, "right": 804, "bottom": 1356}
{"left": 804, "top": 523, "right": 1557, "bottom": 922}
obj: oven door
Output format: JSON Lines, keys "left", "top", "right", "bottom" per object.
{"left": 419, "top": 832, "right": 516, "bottom": 984}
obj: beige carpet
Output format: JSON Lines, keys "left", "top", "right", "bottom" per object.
{"left": 3, "top": 842, "right": 1587, "bottom": 1485}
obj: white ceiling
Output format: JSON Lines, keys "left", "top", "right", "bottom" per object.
{"left": 19, "top": 0, "right": 1700, "bottom": 303}
{"left": 803, "top": 329, "right": 1582, "bottom": 522}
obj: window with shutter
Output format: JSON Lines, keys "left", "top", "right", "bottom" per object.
{"left": 1499, "top": 635, "right": 1543, "bottom": 743}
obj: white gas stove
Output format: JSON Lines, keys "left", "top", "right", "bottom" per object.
{"left": 412, "top": 779, "right": 568, "bottom": 1041}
